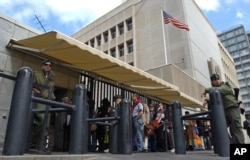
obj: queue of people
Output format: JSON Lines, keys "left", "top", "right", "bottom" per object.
{"left": 30, "top": 61, "right": 246, "bottom": 155}
{"left": 183, "top": 114, "right": 213, "bottom": 151}
{"left": 131, "top": 94, "right": 174, "bottom": 153}
{"left": 87, "top": 93, "right": 175, "bottom": 153}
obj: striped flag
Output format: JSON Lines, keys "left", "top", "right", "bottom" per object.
{"left": 163, "top": 11, "right": 189, "bottom": 31}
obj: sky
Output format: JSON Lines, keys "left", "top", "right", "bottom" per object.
{"left": 0, "top": 0, "right": 250, "bottom": 36}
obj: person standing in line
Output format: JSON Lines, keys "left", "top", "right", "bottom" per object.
{"left": 61, "top": 97, "right": 71, "bottom": 151}
{"left": 96, "top": 98, "right": 111, "bottom": 152}
{"left": 165, "top": 108, "right": 174, "bottom": 152}
{"left": 184, "top": 111, "right": 197, "bottom": 151}
{"left": 196, "top": 120, "right": 205, "bottom": 150}
{"left": 87, "top": 91, "right": 97, "bottom": 152}
{"left": 148, "top": 104, "right": 157, "bottom": 152}
{"left": 202, "top": 73, "right": 245, "bottom": 144}
{"left": 131, "top": 93, "right": 144, "bottom": 152}
{"left": 31, "top": 59, "right": 56, "bottom": 152}
{"left": 154, "top": 102, "right": 166, "bottom": 152}
{"left": 202, "top": 121, "right": 212, "bottom": 150}
{"left": 113, "top": 95, "right": 122, "bottom": 105}
{"left": 142, "top": 103, "right": 150, "bottom": 152}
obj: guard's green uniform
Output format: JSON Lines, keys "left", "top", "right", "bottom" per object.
{"left": 205, "top": 82, "right": 244, "bottom": 144}
{"left": 31, "top": 70, "right": 56, "bottom": 149}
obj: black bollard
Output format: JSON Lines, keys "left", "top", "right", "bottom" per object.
{"left": 171, "top": 100, "right": 186, "bottom": 154}
{"left": 69, "top": 84, "right": 88, "bottom": 154}
{"left": 209, "top": 90, "right": 229, "bottom": 157}
{"left": 118, "top": 98, "right": 132, "bottom": 154}
{"left": 109, "top": 105, "right": 119, "bottom": 154}
{"left": 3, "top": 67, "right": 34, "bottom": 155}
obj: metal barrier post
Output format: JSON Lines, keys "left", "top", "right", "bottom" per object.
{"left": 172, "top": 100, "right": 186, "bottom": 154}
{"left": 69, "top": 84, "right": 88, "bottom": 154}
{"left": 209, "top": 90, "right": 229, "bottom": 157}
{"left": 3, "top": 67, "right": 33, "bottom": 155}
{"left": 118, "top": 98, "right": 132, "bottom": 154}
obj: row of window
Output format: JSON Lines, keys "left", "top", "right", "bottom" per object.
{"left": 234, "top": 54, "right": 250, "bottom": 63}
{"left": 226, "top": 41, "right": 249, "bottom": 53}
{"left": 237, "top": 71, "right": 250, "bottom": 78}
{"left": 221, "top": 35, "right": 247, "bottom": 46}
{"left": 103, "top": 39, "right": 133, "bottom": 58}
{"left": 240, "top": 86, "right": 250, "bottom": 93}
{"left": 236, "top": 61, "right": 250, "bottom": 70}
{"left": 243, "top": 103, "right": 250, "bottom": 108}
{"left": 242, "top": 94, "right": 250, "bottom": 101}
{"left": 85, "top": 18, "right": 133, "bottom": 48}
{"left": 230, "top": 48, "right": 249, "bottom": 57}
{"left": 218, "top": 27, "right": 245, "bottom": 41}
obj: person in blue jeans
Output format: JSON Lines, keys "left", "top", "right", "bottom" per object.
{"left": 131, "top": 93, "right": 144, "bottom": 152}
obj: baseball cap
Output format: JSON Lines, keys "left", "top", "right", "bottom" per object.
{"left": 210, "top": 73, "right": 220, "bottom": 81}
{"left": 41, "top": 59, "right": 53, "bottom": 65}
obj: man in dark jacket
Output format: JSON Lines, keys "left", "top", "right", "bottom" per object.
{"left": 31, "top": 59, "right": 56, "bottom": 152}
{"left": 202, "top": 73, "right": 244, "bottom": 144}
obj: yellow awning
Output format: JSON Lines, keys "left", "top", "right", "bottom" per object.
{"left": 7, "top": 31, "right": 203, "bottom": 108}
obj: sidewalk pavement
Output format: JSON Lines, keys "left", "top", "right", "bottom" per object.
{"left": 0, "top": 150, "right": 229, "bottom": 160}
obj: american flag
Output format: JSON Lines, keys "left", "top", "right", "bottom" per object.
{"left": 163, "top": 11, "right": 190, "bottom": 31}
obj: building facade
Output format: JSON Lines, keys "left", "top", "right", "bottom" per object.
{"left": 217, "top": 25, "right": 250, "bottom": 113}
{"left": 72, "top": 0, "right": 240, "bottom": 104}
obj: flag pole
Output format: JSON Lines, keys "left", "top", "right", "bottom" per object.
{"left": 161, "top": 8, "right": 168, "bottom": 64}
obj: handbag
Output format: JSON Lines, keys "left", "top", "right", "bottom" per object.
{"left": 151, "top": 119, "right": 159, "bottom": 129}
{"left": 196, "top": 134, "right": 202, "bottom": 146}
{"left": 144, "top": 124, "right": 155, "bottom": 136}
{"left": 151, "top": 111, "right": 163, "bottom": 129}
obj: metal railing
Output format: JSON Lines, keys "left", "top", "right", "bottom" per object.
{"left": 1, "top": 67, "right": 132, "bottom": 155}
{"left": 171, "top": 90, "right": 229, "bottom": 157}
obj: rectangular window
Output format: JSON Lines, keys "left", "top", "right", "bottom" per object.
{"left": 235, "top": 65, "right": 241, "bottom": 70}
{"left": 103, "top": 31, "right": 108, "bottom": 42}
{"left": 126, "top": 18, "right": 132, "bottom": 31}
{"left": 110, "top": 48, "right": 116, "bottom": 58}
{"left": 118, "top": 43, "right": 124, "bottom": 57}
{"left": 96, "top": 35, "right": 101, "bottom": 46}
{"left": 237, "top": 35, "right": 245, "bottom": 42}
{"left": 110, "top": 27, "right": 116, "bottom": 39}
{"left": 127, "top": 39, "right": 133, "bottom": 53}
{"left": 90, "top": 39, "right": 95, "bottom": 47}
{"left": 118, "top": 22, "right": 124, "bottom": 35}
